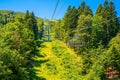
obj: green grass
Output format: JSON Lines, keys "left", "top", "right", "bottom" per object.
{"left": 32, "top": 40, "right": 83, "bottom": 80}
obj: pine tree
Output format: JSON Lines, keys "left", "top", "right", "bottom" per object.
{"left": 76, "top": 1, "right": 93, "bottom": 48}
{"left": 95, "top": 4, "right": 103, "bottom": 15}
{"left": 104, "top": 0, "right": 109, "bottom": 9}
{"left": 30, "top": 12, "right": 38, "bottom": 40}
{"left": 91, "top": 15, "right": 105, "bottom": 47}
{"left": 95, "top": 0, "right": 119, "bottom": 45}
{"left": 78, "top": 0, "right": 92, "bottom": 16}
{"left": 39, "top": 20, "right": 44, "bottom": 39}
{"left": 76, "top": 14, "right": 92, "bottom": 48}
{"left": 83, "top": 6, "right": 93, "bottom": 16}
{"left": 24, "top": 10, "right": 29, "bottom": 20}
{"left": 24, "top": 11, "right": 38, "bottom": 40}
{"left": 108, "top": 0, "right": 119, "bottom": 37}
{"left": 78, "top": 0, "right": 86, "bottom": 15}
{"left": 61, "top": 6, "right": 78, "bottom": 42}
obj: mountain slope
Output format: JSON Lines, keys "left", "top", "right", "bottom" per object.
{"left": 33, "top": 40, "right": 83, "bottom": 80}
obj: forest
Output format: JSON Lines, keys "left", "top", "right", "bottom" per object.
{"left": 0, "top": 0, "right": 120, "bottom": 80}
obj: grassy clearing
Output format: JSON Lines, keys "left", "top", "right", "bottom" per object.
{"left": 32, "top": 40, "right": 83, "bottom": 80}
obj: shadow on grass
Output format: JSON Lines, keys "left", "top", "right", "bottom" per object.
{"left": 29, "top": 58, "right": 48, "bottom": 79}
{"left": 29, "top": 68, "right": 46, "bottom": 80}
{"left": 33, "top": 59, "right": 49, "bottom": 67}
{"left": 29, "top": 43, "right": 49, "bottom": 80}
{"left": 32, "top": 49, "right": 44, "bottom": 58}
{"left": 33, "top": 44, "right": 49, "bottom": 57}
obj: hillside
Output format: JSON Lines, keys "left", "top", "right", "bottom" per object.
{"left": 33, "top": 40, "right": 83, "bottom": 80}
{"left": 0, "top": 0, "right": 120, "bottom": 79}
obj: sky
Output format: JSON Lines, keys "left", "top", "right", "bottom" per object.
{"left": 0, "top": 0, "right": 120, "bottom": 19}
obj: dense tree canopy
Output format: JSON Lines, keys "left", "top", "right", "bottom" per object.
{"left": 0, "top": 0, "right": 120, "bottom": 80}
{"left": 0, "top": 10, "right": 41, "bottom": 79}
{"left": 53, "top": 0, "right": 120, "bottom": 79}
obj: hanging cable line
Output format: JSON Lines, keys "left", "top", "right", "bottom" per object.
{"left": 67, "top": 16, "right": 120, "bottom": 47}
{"left": 51, "top": 0, "right": 60, "bottom": 20}
{"left": 55, "top": 0, "right": 67, "bottom": 18}
{"left": 42, "top": 0, "right": 60, "bottom": 42}
{"left": 98, "top": 16, "right": 120, "bottom": 25}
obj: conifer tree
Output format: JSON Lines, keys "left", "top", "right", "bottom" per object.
{"left": 83, "top": 6, "right": 93, "bottom": 16}
{"left": 24, "top": 11, "right": 38, "bottom": 40}
{"left": 95, "top": 4, "right": 103, "bottom": 15}
{"left": 24, "top": 10, "right": 29, "bottom": 21}
{"left": 95, "top": 0, "right": 119, "bottom": 45}
{"left": 108, "top": 0, "right": 119, "bottom": 37}
{"left": 104, "top": 0, "right": 109, "bottom": 9}
{"left": 30, "top": 12, "right": 38, "bottom": 40}
{"left": 78, "top": 0, "right": 86, "bottom": 15}
{"left": 76, "top": 1, "right": 93, "bottom": 48}
{"left": 61, "top": 6, "right": 78, "bottom": 41}
{"left": 76, "top": 14, "right": 92, "bottom": 48}
{"left": 78, "top": 0, "right": 92, "bottom": 16}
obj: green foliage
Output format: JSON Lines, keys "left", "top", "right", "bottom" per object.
{"left": 95, "top": 0, "right": 119, "bottom": 45}
{"left": 91, "top": 15, "right": 105, "bottom": 47}
{"left": 52, "top": 40, "right": 83, "bottom": 79}
{"left": 0, "top": 10, "right": 25, "bottom": 25}
{"left": 0, "top": 0, "right": 120, "bottom": 79}
{"left": 106, "top": 33, "right": 120, "bottom": 70}
{"left": 76, "top": 14, "right": 92, "bottom": 48}
{"left": 78, "top": 0, "right": 93, "bottom": 16}
{"left": 33, "top": 40, "right": 83, "bottom": 80}
{"left": 80, "top": 46, "right": 106, "bottom": 79}
{"left": 0, "top": 10, "right": 40, "bottom": 79}
{"left": 0, "top": 34, "right": 28, "bottom": 79}
{"left": 95, "top": 4, "right": 103, "bottom": 15}
{"left": 52, "top": 1, "right": 120, "bottom": 79}
{"left": 24, "top": 11, "right": 39, "bottom": 40}
{"left": 56, "top": 6, "right": 78, "bottom": 42}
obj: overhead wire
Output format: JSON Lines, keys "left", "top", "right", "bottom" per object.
{"left": 70, "top": 16, "right": 120, "bottom": 46}
{"left": 43, "top": 0, "right": 60, "bottom": 42}
{"left": 72, "top": 16, "right": 120, "bottom": 43}
{"left": 98, "top": 16, "right": 120, "bottom": 25}
{"left": 55, "top": 0, "right": 67, "bottom": 18}
{"left": 51, "top": 0, "right": 60, "bottom": 20}
{"left": 49, "top": 0, "right": 120, "bottom": 45}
